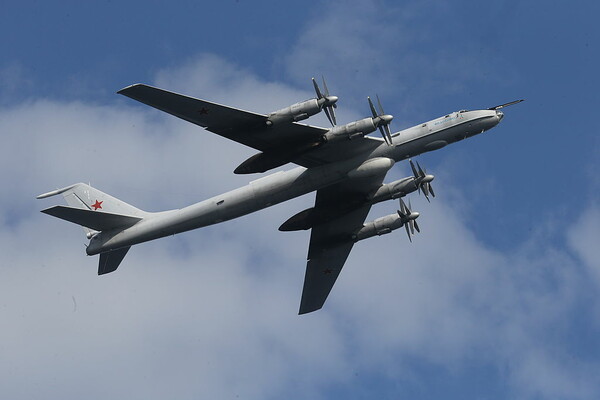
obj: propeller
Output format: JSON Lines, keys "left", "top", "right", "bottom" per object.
{"left": 409, "top": 159, "right": 435, "bottom": 202}
{"left": 487, "top": 99, "right": 524, "bottom": 110}
{"left": 312, "top": 76, "right": 338, "bottom": 126}
{"left": 368, "top": 95, "right": 394, "bottom": 146}
{"left": 397, "top": 198, "right": 420, "bottom": 242}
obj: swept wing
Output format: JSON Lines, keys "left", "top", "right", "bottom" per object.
{"left": 118, "top": 84, "right": 381, "bottom": 169}
{"left": 118, "top": 84, "right": 324, "bottom": 151}
{"left": 299, "top": 171, "right": 388, "bottom": 314}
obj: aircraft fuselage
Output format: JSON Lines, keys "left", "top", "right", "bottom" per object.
{"left": 87, "top": 109, "right": 502, "bottom": 255}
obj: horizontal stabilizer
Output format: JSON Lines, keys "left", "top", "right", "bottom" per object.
{"left": 41, "top": 206, "right": 142, "bottom": 231}
{"left": 98, "top": 247, "right": 130, "bottom": 275}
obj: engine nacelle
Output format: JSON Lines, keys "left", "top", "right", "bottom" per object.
{"left": 323, "top": 117, "right": 376, "bottom": 143}
{"left": 266, "top": 99, "right": 321, "bottom": 126}
{"left": 370, "top": 177, "right": 419, "bottom": 203}
{"left": 347, "top": 157, "right": 395, "bottom": 179}
{"left": 352, "top": 213, "right": 404, "bottom": 242}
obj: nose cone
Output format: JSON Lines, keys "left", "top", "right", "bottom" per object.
{"left": 496, "top": 110, "right": 504, "bottom": 121}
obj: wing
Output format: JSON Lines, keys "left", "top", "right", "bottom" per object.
{"left": 118, "top": 84, "right": 383, "bottom": 169}
{"left": 118, "top": 84, "right": 326, "bottom": 152}
{"left": 298, "top": 172, "right": 388, "bottom": 314}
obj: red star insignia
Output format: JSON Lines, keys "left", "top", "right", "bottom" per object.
{"left": 198, "top": 107, "right": 209, "bottom": 115}
{"left": 91, "top": 200, "right": 103, "bottom": 210}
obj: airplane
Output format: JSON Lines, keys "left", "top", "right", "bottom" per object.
{"left": 37, "top": 77, "right": 522, "bottom": 314}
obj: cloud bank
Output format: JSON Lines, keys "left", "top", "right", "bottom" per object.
{"left": 1, "top": 54, "right": 599, "bottom": 400}
{"left": 2, "top": 0, "right": 599, "bottom": 397}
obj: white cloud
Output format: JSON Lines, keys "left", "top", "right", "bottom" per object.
{"left": 281, "top": 0, "right": 496, "bottom": 118}
{"left": 1, "top": 31, "right": 599, "bottom": 400}
{"left": 568, "top": 206, "right": 600, "bottom": 284}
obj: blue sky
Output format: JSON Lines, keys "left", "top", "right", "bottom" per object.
{"left": 1, "top": 1, "right": 599, "bottom": 399}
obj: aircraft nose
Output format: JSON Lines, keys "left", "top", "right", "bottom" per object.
{"left": 496, "top": 110, "right": 504, "bottom": 121}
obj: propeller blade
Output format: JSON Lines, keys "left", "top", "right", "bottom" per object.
{"left": 399, "top": 198, "right": 408, "bottom": 215}
{"left": 377, "top": 126, "right": 391, "bottom": 146}
{"left": 368, "top": 96, "right": 378, "bottom": 119}
{"left": 329, "top": 105, "right": 337, "bottom": 125}
{"left": 416, "top": 161, "right": 425, "bottom": 178}
{"left": 376, "top": 94, "right": 385, "bottom": 115}
{"left": 487, "top": 99, "right": 524, "bottom": 110}
{"left": 428, "top": 183, "right": 435, "bottom": 198}
{"left": 405, "top": 224, "right": 412, "bottom": 242}
{"left": 409, "top": 159, "right": 419, "bottom": 178}
{"left": 422, "top": 183, "right": 430, "bottom": 201}
{"left": 413, "top": 219, "right": 420, "bottom": 233}
{"left": 312, "top": 77, "right": 323, "bottom": 99}
{"left": 323, "top": 107, "right": 334, "bottom": 126}
{"left": 383, "top": 124, "right": 393, "bottom": 146}
{"left": 322, "top": 76, "right": 330, "bottom": 97}
{"left": 378, "top": 126, "right": 386, "bottom": 144}
{"left": 409, "top": 220, "right": 415, "bottom": 235}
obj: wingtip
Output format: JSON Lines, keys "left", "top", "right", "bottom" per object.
{"left": 116, "top": 83, "right": 145, "bottom": 95}
{"left": 298, "top": 304, "right": 323, "bottom": 315}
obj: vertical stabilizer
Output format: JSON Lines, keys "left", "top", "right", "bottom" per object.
{"left": 38, "top": 183, "right": 147, "bottom": 237}
{"left": 38, "top": 183, "right": 146, "bottom": 216}
{"left": 38, "top": 183, "right": 144, "bottom": 275}
{"left": 61, "top": 183, "right": 145, "bottom": 216}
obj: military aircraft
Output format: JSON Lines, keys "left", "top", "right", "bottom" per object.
{"left": 37, "top": 78, "right": 522, "bottom": 314}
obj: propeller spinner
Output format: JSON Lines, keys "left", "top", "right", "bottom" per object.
{"left": 368, "top": 95, "right": 394, "bottom": 146}
{"left": 409, "top": 159, "right": 435, "bottom": 202}
{"left": 398, "top": 198, "right": 420, "bottom": 242}
{"left": 312, "top": 76, "right": 338, "bottom": 126}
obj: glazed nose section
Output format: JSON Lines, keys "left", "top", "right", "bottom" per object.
{"left": 496, "top": 110, "right": 504, "bottom": 121}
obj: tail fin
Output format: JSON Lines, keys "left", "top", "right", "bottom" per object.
{"left": 37, "top": 183, "right": 145, "bottom": 275}
{"left": 37, "top": 183, "right": 145, "bottom": 216}
{"left": 38, "top": 183, "right": 146, "bottom": 235}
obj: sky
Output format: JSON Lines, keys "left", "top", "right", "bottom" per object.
{"left": 1, "top": 1, "right": 599, "bottom": 399}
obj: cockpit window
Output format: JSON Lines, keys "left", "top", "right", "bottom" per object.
{"left": 458, "top": 109, "right": 467, "bottom": 113}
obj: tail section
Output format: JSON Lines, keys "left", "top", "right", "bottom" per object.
{"left": 41, "top": 206, "right": 142, "bottom": 232}
{"left": 37, "top": 183, "right": 145, "bottom": 274}
{"left": 37, "top": 183, "right": 145, "bottom": 217}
